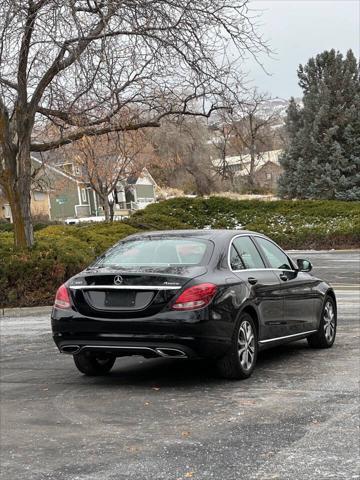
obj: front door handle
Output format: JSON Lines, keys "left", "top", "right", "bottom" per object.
{"left": 248, "top": 277, "right": 258, "bottom": 285}
{"left": 279, "top": 273, "right": 288, "bottom": 281}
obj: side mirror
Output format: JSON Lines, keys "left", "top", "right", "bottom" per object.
{"left": 297, "top": 258, "right": 312, "bottom": 272}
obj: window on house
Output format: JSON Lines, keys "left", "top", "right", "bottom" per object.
{"left": 266, "top": 173, "right": 272, "bottom": 180}
{"left": 33, "top": 191, "right": 47, "bottom": 202}
{"left": 81, "top": 188, "right": 87, "bottom": 203}
{"left": 74, "top": 166, "right": 81, "bottom": 176}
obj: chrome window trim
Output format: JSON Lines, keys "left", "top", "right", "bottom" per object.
{"left": 231, "top": 268, "right": 296, "bottom": 273}
{"left": 228, "top": 234, "right": 266, "bottom": 272}
{"left": 253, "top": 234, "right": 296, "bottom": 270}
{"left": 259, "top": 330, "right": 317, "bottom": 344}
{"left": 229, "top": 243, "right": 245, "bottom": 270}
{"left": 69, "top": 285, "right": 181, "bottom": 290}
{"left": 227, "top": 233, "right": 297, "bottom": 273}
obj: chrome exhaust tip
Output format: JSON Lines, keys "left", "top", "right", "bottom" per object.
{"left": 61, "top": 345, "right": 81, "bottom": 354}
{"left": 155, "top": 348, "right": 187, "bottom": 358}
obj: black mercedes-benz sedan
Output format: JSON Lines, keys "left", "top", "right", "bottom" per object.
{"left": 51, "top": 230, "right": 337, "bottom": 379}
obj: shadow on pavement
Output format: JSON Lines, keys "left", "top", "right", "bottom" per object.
{"left": 83, "top": 340, "right": 311, "bottom": 388}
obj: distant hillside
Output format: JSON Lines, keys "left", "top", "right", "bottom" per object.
{"left": 261, "top": 97, "right": 303, "bottom": 128}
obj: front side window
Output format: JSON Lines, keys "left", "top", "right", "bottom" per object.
{"left": 95, "top": 238, "right": 211, "bottom": 268}
{"left": 232, "top": 236, "right": 265, "bottom": 269}
{"left": 255, "top": 237, "right": 292, "bottom": 270}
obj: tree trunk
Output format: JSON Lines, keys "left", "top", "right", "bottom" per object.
{"left": 18, "top": 190, "right": 33, "bottom": 246}
{"left": 100, "top": 197, "right": 110, "bottom": 221}
{"left": 109, "top": 200, "right": 114, "bottom": 222}
{"left": 1, "top": 148, "right": 33, "bottom": 248}
{"left": 3, "top": 183, "right": 27, "bottom": 248}
{"left": 248, "top": 148, "right": 256, "bottom": 189}
{"left": 248, "top": 116, "right": 256, "bottom": 190}
{"left": 17, "top": 143, "right": 34, "bottom": 247}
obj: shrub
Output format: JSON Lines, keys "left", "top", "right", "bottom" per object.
{"left": 0, "top": 222, "right": 138, "bottom": 307}
{"left": 126, "top": 212, "right": 188, "bottom": 230}
{"left": 36, "top": 222, "right": 138, "bottom": 256}
{"left": 128, "top": 197, "right": 360, "bottom": 249}
{"left": 0, "top": 220, "right": 61, "bottom": 233}
{"left": 0, "top": 221, "right": 13, "bottom": 232}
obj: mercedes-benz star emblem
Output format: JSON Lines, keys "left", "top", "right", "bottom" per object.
{"left": 114, "top": 275, "right": 123, "bottom": 285}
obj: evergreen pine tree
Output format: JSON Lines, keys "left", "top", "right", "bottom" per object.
{"left": 278, "top": 49, "right": 360, "bottom": 200}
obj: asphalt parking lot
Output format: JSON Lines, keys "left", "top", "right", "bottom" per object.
{"left": 0, "top": 251, "right": 359, "bottom": 480}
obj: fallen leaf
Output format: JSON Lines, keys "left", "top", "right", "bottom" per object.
{"left": 238, "top": 400, "right": 256, "bottom": 405}
{"left": 127, "top": 446, "right": 140, "bottom": 453}
{"left": 184, "top": 472, "right": 194, "bottom": 478}
{"left": 181, "top": 431, "right": 191, "bottom": 437}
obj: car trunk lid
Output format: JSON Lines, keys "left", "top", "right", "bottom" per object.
{"left": 68, "top": 266, "right": 207, "bottom": 318}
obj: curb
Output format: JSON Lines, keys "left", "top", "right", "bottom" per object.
{"left": 332, "top": 285, "right": 360, "bottom": 290}
{"left": 0, "top": 306, "right": 52, "bottom": 318}
{"left": 287, "top": 250, "right": 360, "bottom": 253}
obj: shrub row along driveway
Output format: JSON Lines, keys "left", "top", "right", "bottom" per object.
{"left": 0, "top": 251, "right": 359, "bottom": 480}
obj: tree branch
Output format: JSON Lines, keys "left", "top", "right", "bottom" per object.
{"left": 30, "top": 121, "right": 160, "bottom": 152}
{"left": 29, "top": 5, "right": 116, "bottom": 113}
{"left": 0, "top": 77, "right": 18, "bottom": 91}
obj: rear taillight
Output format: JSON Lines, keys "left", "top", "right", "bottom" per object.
{"left": 172, "top": 283, "right": 217, "bottom": 311}
{"left": 54, "top": 284, "right": 71, "bottom": 309}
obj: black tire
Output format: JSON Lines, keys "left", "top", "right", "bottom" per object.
{"left": 307, "top": 295, "right": 337, "bottom": 349}
{"left": 216, "top": 313, "right": 258, "bottom": 380}
{"left": 73, "top": 351, "right": 116, "bottom": 376}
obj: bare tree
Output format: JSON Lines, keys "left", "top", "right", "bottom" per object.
{"left": 149, "top": 117, "right": 215, "bottom": 195}
{"left": 210, "top": 114, "right": 237, "bottom": 186}
{"left": 230, "top": 89, "right": 280, "bottom": 188}
{"left": 0, "top": 0, "right": 267, "bottom": 247}
{"left": 70, "top": 131, "right": 143, "bottom": 221}
{"left": 211, "top": 88, "right": 280, "bottom": 190}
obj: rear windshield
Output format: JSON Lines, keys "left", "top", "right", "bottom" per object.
{"left": 94, "top": 238, "right": 211, "bottom": 268}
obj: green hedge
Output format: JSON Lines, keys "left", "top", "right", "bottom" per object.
{"left": 0, "top": 220, "right": 61, "bottom": 232}
{"left": 1, "top": 198, "right": 359, "bottom": 308}
{"left": 0, "top": 223, "right": 138, "bottom": 308}
{"left": 127, "top": 197, "right": 360, "bottom": 249}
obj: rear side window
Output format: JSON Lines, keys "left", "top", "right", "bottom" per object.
{"left": 230, "top": 245, "right": 244, "bottom": 270}
{"left": 231, "top": 236, "right": 265, "bottom": 270}
{"left": 255, "top": 237, "right": 292, "bottom": 270}
{"left": 95, "top": 238, "right": 211, "bottom": 267}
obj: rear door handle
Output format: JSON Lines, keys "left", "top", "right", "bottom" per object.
{"left": 248, "top": 277, "right": 258, "bottom": 285}
{"left": 279, "top": 273, "right": 288, "bottom": 281}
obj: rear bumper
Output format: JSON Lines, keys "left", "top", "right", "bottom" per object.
{"left": 53, "top": 334, "right": 230, "bottom": 359}
{"left": 55, "top": 340, "right": 196, "bottom": 359}
{"left": 51, "top": 308, "right": 232, "bottom": 359}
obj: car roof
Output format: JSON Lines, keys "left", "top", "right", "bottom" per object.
{"left": 124, "top": 229, "right": 264, "bottom": 242}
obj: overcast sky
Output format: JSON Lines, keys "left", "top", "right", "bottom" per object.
{"left": 245, "top": 0, "right": 360, "bottom": 99}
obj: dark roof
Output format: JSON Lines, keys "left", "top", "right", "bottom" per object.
{"left": 126, "top": 176, "right": 138, "bottom": 185}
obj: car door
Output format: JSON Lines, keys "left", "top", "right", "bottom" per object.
{"left": 229, "top": 235, "right": 284, "bottom": 341}
{"left": 253, "top": 236, "right": 317, "bottom": 335}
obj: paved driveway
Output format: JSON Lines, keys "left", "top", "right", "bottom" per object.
{"left": 1, "top": 251, "right": 359, "bottom": 480}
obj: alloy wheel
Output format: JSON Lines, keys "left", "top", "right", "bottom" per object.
{"left": 238, "top": 320, "right": 255, "bottom": 370}
{"left": 323, "top": 301, "right": 336, "bottom": 343}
